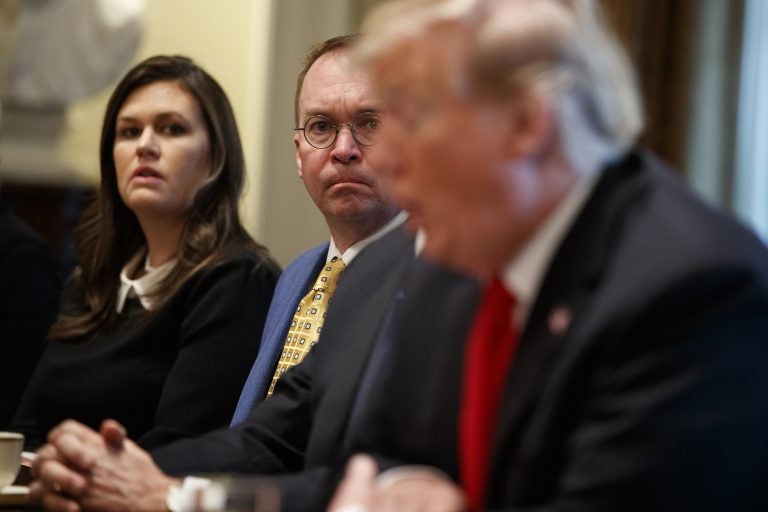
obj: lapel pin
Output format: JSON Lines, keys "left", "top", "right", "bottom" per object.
{"left": 548, "top": 306, "right": 572, "bottom": 336}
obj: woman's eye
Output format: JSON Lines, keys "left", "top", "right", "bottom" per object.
{"left": 117, "top": 127, "right": 141, "bottom": 138}
{"left": 162, "top": 123, "right": 186, "bottom": 135}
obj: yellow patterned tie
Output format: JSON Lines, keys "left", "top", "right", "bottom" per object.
{"left": 267, "top": 256, "right": 345, "bottom": 396}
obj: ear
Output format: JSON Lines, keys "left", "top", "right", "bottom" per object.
{"left": 294, "top": 132, "right": 304, "bottom": 179}
{"left": 502, "top": 87, "right": 555, "bottom": 160}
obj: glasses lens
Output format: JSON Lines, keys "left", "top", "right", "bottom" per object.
{"left": 304, "top": 116, "right": 335, "bottom": 148}
{"left": 352, "top": 113, "right": 383, "bottom": 145}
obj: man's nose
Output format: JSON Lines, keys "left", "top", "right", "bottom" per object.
{"left": 330, "top": 126, "right": 362, "bottom": 163}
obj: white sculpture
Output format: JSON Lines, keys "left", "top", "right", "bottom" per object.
{"left": 0, "top": 0, "right": 144, "bottom": 106}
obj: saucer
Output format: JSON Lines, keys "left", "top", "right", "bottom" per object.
{"left": 0, "top": 485, "right": 28, "bottom": 506}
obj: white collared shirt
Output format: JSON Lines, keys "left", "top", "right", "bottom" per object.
{"left": 116, "top": 251, "right": 177, "bottom": 313}
{"left": 326, "top": 210, "right": 408, "bottom": 265}
{"left": 500, "top": 171, "right": 600, "bottom": 328}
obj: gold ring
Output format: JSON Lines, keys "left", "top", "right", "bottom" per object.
{"left": 52, "top": 482, "right": 62, "bottom": 493}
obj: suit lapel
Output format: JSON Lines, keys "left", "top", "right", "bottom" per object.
{"left": 236, "top": 245, "right": 327, "bottom": 414}
{"left": 312, "top": 228, "right": 416, "bottom": 462}
{"left": 488, "top": 152, "right": 651, "bottom": 484}
{"left": 264, "top": 246, "right": 327, "bottom": 347}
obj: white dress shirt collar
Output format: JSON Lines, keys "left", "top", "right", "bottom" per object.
{"left": 327, "top": 211, "right": 407, "bottom": 265}
{"left": 117, "top": 250, "right": 177, "bottom": 313}
{"left": 500, "top": 172, "right": 600, "bottom": 327}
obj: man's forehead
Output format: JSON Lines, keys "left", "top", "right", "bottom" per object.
{"left": 300, "top": 50, "right": 373, "bottom": 94}
{"left": 299, "top": 103, "right": 386, "bottom": 119}
{"left": 299, "top": 55, "right": 386, "bottom": 118}
{"left": 298, "top": 82, "right": 386, "bottom": 118}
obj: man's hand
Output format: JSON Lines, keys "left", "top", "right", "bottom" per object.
{"left": 328, "top": 454, "right": 468, "bottom": 512}
{"left": 327, "top": 454, "right": 378, "bottom": 511}
{"left": 30, "top": 419, "right": 105, "bottom": 512}
{"left": 29, "top": 419, "right": 180, "bottom": 512}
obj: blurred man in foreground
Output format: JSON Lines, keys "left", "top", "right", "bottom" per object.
{"left": 330, "top": 0, "right": 768, "bottom": 510}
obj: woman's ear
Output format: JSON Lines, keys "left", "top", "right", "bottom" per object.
{"left": 502, "top": 86, "right": 555, "bottom": 160}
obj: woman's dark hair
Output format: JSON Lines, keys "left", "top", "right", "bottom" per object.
{"left": 50, "top": 55, "right": 267, "bottom": 339}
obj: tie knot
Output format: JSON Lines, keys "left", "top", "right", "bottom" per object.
{"left": 314, "top": 256, "right": 345, "bottom": 292}
{"left": 487, "top": 277, "right": 516, "bottom": 312}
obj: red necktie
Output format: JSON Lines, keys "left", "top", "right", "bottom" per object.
{"left": 459, "top": 277, "right": 519, "bottom": 510}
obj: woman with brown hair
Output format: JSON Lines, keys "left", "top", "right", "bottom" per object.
{"left": 11, "top": 55, "right": 280, "bottom": 450}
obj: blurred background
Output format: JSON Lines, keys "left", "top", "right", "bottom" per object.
{"left": 0, "top": 0, "right": 766, "bottom": 272}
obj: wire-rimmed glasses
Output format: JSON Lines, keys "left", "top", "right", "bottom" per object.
{"left": 294, "top": 112, "right": 384, "bottom": 149}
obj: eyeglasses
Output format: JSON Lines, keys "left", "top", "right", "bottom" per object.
{"left": 294, "top": 113, "right": 384, "bottom": 149}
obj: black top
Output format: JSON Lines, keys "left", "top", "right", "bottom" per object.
{"left": 0, "top": 203, "right": 61, "bottom": 427}
{"left": 11, "top": 249, "right": 280, "bottom": 450}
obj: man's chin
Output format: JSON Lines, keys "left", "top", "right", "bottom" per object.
{"left": 324, "top": 199, "right": 390, "bottom": 226}
{"left": 422, "top": 236, "right": 486, "bottom": 278}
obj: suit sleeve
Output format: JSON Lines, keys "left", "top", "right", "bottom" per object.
{"left": 138, "top": 256, "right": 280, "bottom": 449}
{"left": 149, "top": 343, "right": 318, "bottom": 474}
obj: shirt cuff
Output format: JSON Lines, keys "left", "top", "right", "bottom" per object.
{"left": 166, "top": 476, "right": 226, "bottom": 512}
{"left": 374, "top": 464, "right": 453, "bottom": 489}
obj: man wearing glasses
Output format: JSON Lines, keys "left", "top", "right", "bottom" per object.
{"left": 225, "top": 34, "right": 405, "bottom": 419}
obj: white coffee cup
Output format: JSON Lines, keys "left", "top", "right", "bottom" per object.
{"left": 0, "top": 432, "right": 24, "bottom": 489}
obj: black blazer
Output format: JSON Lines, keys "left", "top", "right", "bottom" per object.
{"left": 150, "top": 226, "right": 416, "bottom": 499}
{"left": 348, "top": 151, "right": 768, "bottom": 512}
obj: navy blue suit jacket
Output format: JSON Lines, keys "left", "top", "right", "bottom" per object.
{"left": 349, "top": 150, "right": 768, "bottom": 511}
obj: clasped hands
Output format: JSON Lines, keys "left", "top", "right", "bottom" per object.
{"left": 28, "top": 420, "right": 467, "bottom": 512}
{"left": 28, "top": 419, "right": 178, "bottom": 512}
